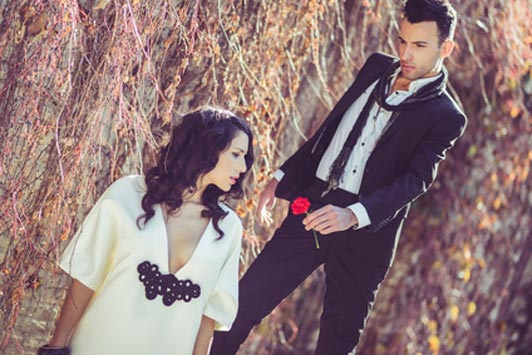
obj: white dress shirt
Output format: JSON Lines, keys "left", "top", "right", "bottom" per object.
{"left": 275, "top": 70, "right": 439, "bottom": 229}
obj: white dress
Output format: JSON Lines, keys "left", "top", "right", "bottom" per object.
{"left": 59, "top": 175, "right": 242, "bottom": 355}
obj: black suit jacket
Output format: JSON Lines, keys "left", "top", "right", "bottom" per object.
{"left": 275, "top": 52, "right": 467, "bottom": 265}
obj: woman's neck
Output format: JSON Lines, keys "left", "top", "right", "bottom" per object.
{"left": 183, "top": 185, "right": 205, "bottom": 204}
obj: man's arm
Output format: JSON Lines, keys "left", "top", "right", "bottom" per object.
{"left": 303, "top": 204, "right": 359, "bottom": 234}
{"left": 256, "top": 177, "right": 279, "bottom": 226}
{"left": 360, "top": 111, "right": 467, "bottom": 232}
{"left": 304, "top": 110, "right": 466, "bottom": 234}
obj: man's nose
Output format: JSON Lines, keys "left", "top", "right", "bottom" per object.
{"left": 401, "top": 46, "right": 413, "bottom": 61}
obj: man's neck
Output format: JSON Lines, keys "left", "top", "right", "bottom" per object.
{"left": 391, "top": 75, "right": 412, "bottom": 92}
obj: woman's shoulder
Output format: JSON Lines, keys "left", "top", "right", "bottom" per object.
{"left": 100, "top": 174, "right": 146, "bottom": 205}
{"left": 217, "top": 203, "right": 243, "bottom": 232}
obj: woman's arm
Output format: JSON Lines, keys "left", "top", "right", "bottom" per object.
{"left": 193, "top": 315, "right": 215, "bottom": 355}
{"left": 48, "top": 279, "right": 94, "bottom": 347}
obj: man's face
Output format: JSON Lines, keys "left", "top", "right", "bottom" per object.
{"left": 398, "top": 19, "right": 453, "bottom": 81}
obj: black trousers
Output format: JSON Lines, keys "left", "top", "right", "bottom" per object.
{"left": 211, "top": 179, "right": 390, "bottom": 355}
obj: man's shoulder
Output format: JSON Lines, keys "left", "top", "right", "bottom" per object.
{"left": 434, "top": 91, "right": 467, "bottom": 119}
{"left": 422, "top": 91, "right": 468, "bottom": 131}
{"left": 356, "top": 52, "right": 397, "bottom": 79}
{"left": 362, "top": 52, "right": 397, "bottom": 70}
{"left": 366, "top": 52, "right": 397, "bottom": 65}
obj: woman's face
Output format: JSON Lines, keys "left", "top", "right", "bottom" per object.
{"left": 202, "top": 130, "right": 249, "bottom": 192}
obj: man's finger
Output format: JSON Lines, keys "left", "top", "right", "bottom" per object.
{"left": 306, "top": 212, "right": 335, "bottom": 231}
{"left": 266, "top": 195, "right": 276, "bottom": 209}
{"left": 319, "top": 225, "right": 337, "bottom": 235}
{"left": 303, "top": 205, "right": 331, "bottom": 225}
{"left": 260, "top": 208, "right": 273, "bottom": 226}
{"left": 256, "top": 192, "right": 270, "bottom": 218}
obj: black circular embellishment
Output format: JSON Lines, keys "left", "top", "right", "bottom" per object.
{"left": 137, "top": 261, "right": 201, "bottom": 306}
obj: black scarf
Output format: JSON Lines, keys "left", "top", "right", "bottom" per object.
{"left": 326, "top": 60, "right": 447, "bottom": 192}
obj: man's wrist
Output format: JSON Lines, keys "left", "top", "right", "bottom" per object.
{"left": 346, "top": 208, "right": 359, "bottom": 229}
{"left": 347, "top": 202, "right": 371, "bottom": 229}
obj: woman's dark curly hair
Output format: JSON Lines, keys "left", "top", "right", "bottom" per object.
{"left": 137, "top": 107, "right": 254, "bottom": 238}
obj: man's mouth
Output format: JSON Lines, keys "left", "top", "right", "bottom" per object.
{"left": 402, "top": 63, "right": 415, "bottom": 71}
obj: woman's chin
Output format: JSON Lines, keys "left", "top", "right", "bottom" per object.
{"left": 218, "top": 183, "right": 232, "bottom": 192}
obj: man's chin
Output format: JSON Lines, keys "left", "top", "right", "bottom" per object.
{"left": 400, "top": 71, "right": 419, "bottom": 81}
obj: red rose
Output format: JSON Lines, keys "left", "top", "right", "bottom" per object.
{"left": 291, "top": 197, "right": 311, "bottom": 215}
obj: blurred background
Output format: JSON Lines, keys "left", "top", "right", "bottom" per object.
{"left": 1, "top": 0, "right": 531, "bottom": 354}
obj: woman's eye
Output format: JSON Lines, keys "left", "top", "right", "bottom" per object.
{"left": 232, "top": 152, "right": 239, "bottom": 158}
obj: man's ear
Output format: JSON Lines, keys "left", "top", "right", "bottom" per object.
{"left": 441, "top": 39, "right": 455, "bottom": 58}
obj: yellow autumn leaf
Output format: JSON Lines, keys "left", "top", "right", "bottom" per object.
{"left": 467, "top": 302, "right": 477, "bottom": 316}
{"left": 428, "top": 335, "right": 440, "bottom": 353}
{"left": 489, "top": 172, "right": 498, "bottom": 184}
{"left": 467, "top": 145, "right": 477, "bottom": 158}
{"left": 236, "top": 205, "right": 247, "bottom": 218}
{"left": 449, "top": 304, "right": 460, "bottom": 322}
{"left": 493, "top": 197, "right": 502, "bottom": 210}
{"left": 94, "top": 0, "right": 110, "bottom": 10}
{"left": 459, "top": 267, "right": 471, "bottom": 282}
{"left": 428, "top": 319, "right": 438, "bottom": 332}
{"left": 463, "top": 243, "right": 472, "bottom": 260}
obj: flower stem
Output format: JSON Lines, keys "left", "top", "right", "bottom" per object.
{"left": 306, "top": 212, "right": 320, "bottom": 249}
{"left": 312, "top": 229, "right": 320, "bottom": 249}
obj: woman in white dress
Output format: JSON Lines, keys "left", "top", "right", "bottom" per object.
{"left": 39, "top": 108, "right": 254, "bottom": 355}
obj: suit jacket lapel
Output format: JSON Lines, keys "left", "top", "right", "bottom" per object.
{"left": 317, "top": 59, "right": 392, "bottom": 141}
{"left": 376, "top": 99, "right": 436, "bottom": 147}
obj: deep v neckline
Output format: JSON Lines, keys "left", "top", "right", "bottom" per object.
{"left": 156, "top": 204, "right": 212, "bottom": 275}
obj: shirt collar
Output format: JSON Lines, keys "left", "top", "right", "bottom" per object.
{"left": 390, "top": 66, "right": 442, "bottom": 94}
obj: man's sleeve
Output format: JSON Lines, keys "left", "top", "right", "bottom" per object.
{"left": 360, "top": 111, "right": 467, "bottom": 232}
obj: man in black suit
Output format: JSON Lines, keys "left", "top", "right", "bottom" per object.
{"left": 211, "top": 0, "right": 467, "bottom": 354}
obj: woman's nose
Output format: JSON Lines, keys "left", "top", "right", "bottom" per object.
{"left": 237, "top": 158, "right": 246, "bottom": 173}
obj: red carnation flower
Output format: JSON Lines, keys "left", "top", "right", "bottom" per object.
{"left": 291, "top": 197, "right": 311, "bottom": 215}
{"left": 290, "top": 197, "right": 320, "bottom": 249}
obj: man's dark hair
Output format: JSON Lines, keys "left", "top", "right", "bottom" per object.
{"left": 403, "top": 0, "right": 457, "bottom": 44}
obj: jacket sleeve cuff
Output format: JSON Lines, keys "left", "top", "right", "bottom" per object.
{"left": 273, "top": 169, "right": 284, "bottom": 181}
{"left": 347, "top": 202, "right": 371, "bottom": 229}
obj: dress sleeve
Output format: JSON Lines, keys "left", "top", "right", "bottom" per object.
{"left": 59, "top": 185, "right": 121, "bottom": 291}
{"left": 203, "top": 219, "right": 242, "bottom": 331}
